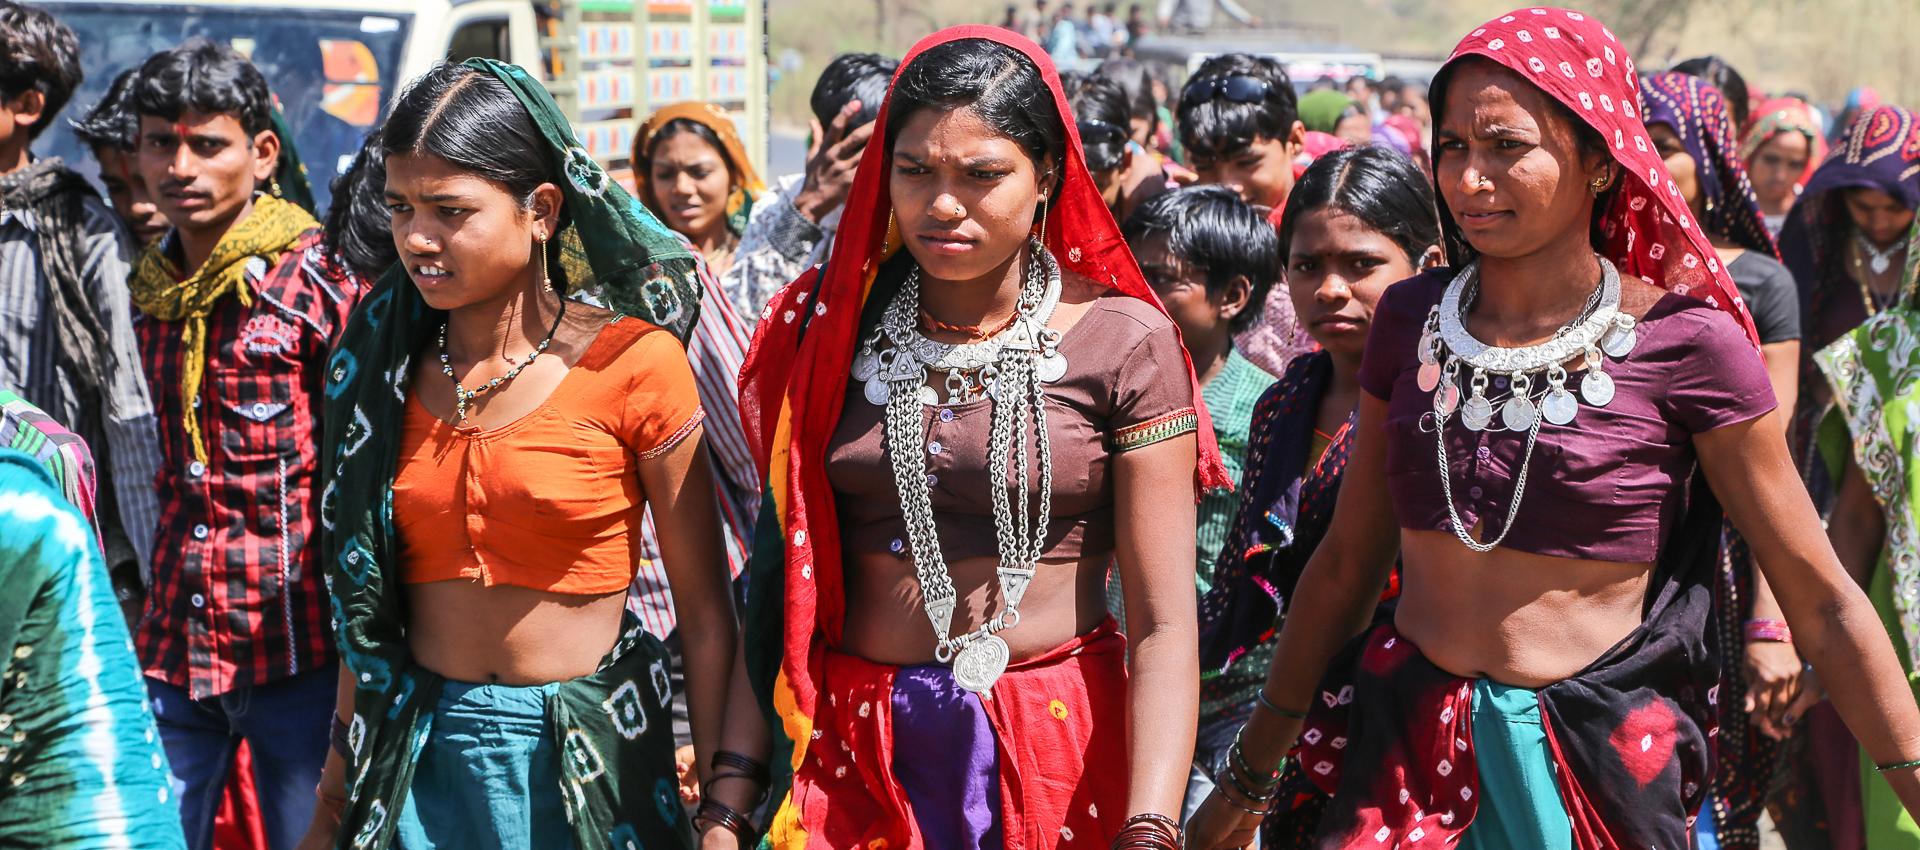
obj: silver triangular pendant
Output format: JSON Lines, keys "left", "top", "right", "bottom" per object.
{"left": 1000, "top": 566, "right": 1037, "bottom": 609}
{"left": 925, "top": 595, "right": 955, "bottom": 639}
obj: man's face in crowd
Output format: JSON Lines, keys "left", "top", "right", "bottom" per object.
{"left": 137, "top": 110, "right": 278, "bottom": 240}
{"left": 1189, "top": 131, "right": 1301, "bottom": 209}
{"left": 91, "top": 145, "right": 170, "bottom": 245}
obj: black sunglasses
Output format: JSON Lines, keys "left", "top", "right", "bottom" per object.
{"left": 1180, "top": 75, "right": 1274, "bottom": 108}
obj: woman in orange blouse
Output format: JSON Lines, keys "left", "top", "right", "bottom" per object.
{"left": 302, "top": 61, "right": 745, "bottom": 850}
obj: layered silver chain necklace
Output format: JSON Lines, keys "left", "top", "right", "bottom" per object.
{"left": 1419, "top": 257, "right": 1635, "bottom": 552}
{"left": 852, "top": 239, "right": 1067, "bottom": 692}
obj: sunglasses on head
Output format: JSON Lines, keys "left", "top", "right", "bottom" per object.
{"left": 1180, "top": 75, "right": 1274, "bottom": 108}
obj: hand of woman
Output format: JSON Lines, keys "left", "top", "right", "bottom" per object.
{"left": 293, "top": 798, "right": 343, "bottom": 850}
{"left": 1185, "top": 788, "right": 1264, "bottom": 850}
{"left": 676, "top": 744, "right": 701, "bottom": 804}
{"left": 1744, "top": 639, "right": 1805, "bottom": 740}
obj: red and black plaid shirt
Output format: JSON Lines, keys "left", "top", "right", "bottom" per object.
{"left": 134, "top": 230, "right": 368, "bottom": 698}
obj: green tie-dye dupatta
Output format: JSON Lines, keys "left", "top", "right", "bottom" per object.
{"left": 317, "top": 59, "right": 704, "bottom": 850}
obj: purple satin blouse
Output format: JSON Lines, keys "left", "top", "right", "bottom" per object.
{"left": 1358, "top": 269, "right": 1775, "bottom": 563}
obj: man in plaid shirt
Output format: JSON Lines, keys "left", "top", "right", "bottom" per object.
{"left": 125, "top": 42, "right": 368, "bottom": 850}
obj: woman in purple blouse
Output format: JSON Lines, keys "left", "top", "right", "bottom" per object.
{"left": 1189, "top": 9, "right": 1920, "bottom": 850}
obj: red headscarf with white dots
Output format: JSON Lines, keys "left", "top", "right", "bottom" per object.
{"left": 1434, "top": 7, "right": 1760, "bottom": 346}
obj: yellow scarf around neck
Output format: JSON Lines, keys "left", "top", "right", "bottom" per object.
{"left": 129, "top": 193, "right": 319, "bottom": 462}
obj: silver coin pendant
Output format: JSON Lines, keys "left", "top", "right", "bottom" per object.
{"left": 917, "top": 385, "right": 940, "bottom": 407}
{"left": 864, "top": 377, "right": 892, "bottom": 406}
{"left": 1541, "top": 388, "right": 1578, "bottom": 426}
{"left": 1418, "top": 361, "right": 1442, "bottom": 393}
{"left": 1601, "top": 326, "right": 1637, "bottom": 358}
{"left": 1580, "top": 370, "right": 1616, "bottom": 407}
{"left": 952, "top": 634, "right": 1011, "bottom": 693}
{"left": 1501, "top": 396, "right": 1538, "bottom": 432}
{"left": 1461, "top": 395, "right": 1494, "bottom": 432}
{"left": 1036, "top": 350, "right": 1068, "bottom": 383}
{"left": 1433, "top": 380, "right": 1461, "bottom": 418}
{"left": 1417, "top": 331, "right": 1438, "bottom": 366}
{"left": 852, "top": 351, "right": 880, "bottom": 382}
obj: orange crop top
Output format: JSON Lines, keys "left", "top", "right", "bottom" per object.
{"left": 392, "top": 318, "right": 705, "bottom": 594}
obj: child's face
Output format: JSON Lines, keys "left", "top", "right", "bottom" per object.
{"left": 1189, "top": 132, "right": 1299, "bottom": 209}
{"left": 1131, "top": 230, "right": 1249, "bottom": 350}
{"left": 1285, "top": 207, "right": 1421, "bottom": 361}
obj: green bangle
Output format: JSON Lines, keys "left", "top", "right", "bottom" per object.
{"left": 1255, "top": 689, "right": 1310, "bottom": 720}
{"left": 1877, "top": 757, "right": 1920, "bottom": 773}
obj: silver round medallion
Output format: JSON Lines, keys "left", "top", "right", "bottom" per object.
{"left": 952, "top": 634, "right": 1011, "bottom": 693}
{"left": 1417, "top": 361, "right": 1442, "bottom": 393}
{"left": 1501, "top": 396, "right": 1538, "bottom": 432}
{"left": 1460, "top": 395, "right": 1494, "bottom": 432}
{"left": 1541, "top": 388, "right": 1578, "bottom": 426}
{"left": 917, "top": 385, "right": 940, "bottom": 407}
{"left": 864, "top": 377, "right": 892, "bottom": 406}
{"left": 1580, "top": 369, "right": 1616, "bottom": 407}
{"left": 852, "top": 352, "right": 880, "bottom": 382}
{"left": 1417, "top": 332, "right": 1438, "bottom": 366}
{"left": 1433, "top": 380, "right": 1461, "bottom": 418}
{"left": 1601, "top": 326, "right": 1636, "bottom": 359}
{"left": 1036, "top": 350, "right": 1068, "bottom": 383}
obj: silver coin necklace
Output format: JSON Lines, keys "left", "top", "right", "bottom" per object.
{"left": 1418, "top": 258, "right": 1636, "bottom": 552}
{"left": 858, "top": 239, "right": 1067, "bottom": 692}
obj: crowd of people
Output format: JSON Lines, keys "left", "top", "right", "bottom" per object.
{"left": 5, "top": 1, "right": 1920, "bottom": 850}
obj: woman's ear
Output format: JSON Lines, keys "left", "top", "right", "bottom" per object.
{"left": 1419, "top": 244, "right": 1444, "bottom": 270}
{"left": 530, "top": 182, "right": 566, "bottom": 239}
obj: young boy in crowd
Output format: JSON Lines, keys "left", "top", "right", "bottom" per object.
{"left": 0, "top": 0, "right": 163, "bottom": 618}
{"left": 1121, "top": 184, "right": 1280, "bottom": 822}
{"left": 71, "top": 68, "right": 171, "bottom": 246}
{"left": 125, "top": 39, "right": 368, "bottom": 850}
{"left": 1175, "top": 52, "right": 1309, "bottom": 375}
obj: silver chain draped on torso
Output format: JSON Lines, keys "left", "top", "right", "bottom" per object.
{"left": 1420, "top": 258, "right": 1638, "bottom": 553}
{"left": 853, "top": 240, "right": 1068, "bottom": 692}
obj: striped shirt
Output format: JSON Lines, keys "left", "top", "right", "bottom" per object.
{"left": 134, "top": 233, "right": 367, "bottom": 699}
{"left": 0, "top": 389, "right": 98, "bottom": 528}
{"left": 624, "top": 249, "right": 760, "bottom": 639}
{"left": 0, "top": 199, "right": 164, "bottom": 582}
{"left": 1195, "top": 349, "right": 1276, "bottom": 593}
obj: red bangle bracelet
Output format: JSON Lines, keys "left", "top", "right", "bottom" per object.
{"left": 1745, "top": 618, "right": 1792, "bottom": 644}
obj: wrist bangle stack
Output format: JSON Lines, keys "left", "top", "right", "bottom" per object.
{"left": 1877, "top": 757, "right": 1920, "bottom": 773}
{"left": 1212, "top": 726, "right": 1283, "bottom": 815}
{"left": 704, "top": 750, "right": 773, "bottom": 807}
{"left": 1111, "top": 813, "right": 1181, "bottom": 850}
{"left": 693, "top": 799, "right": 758, "bottom": 840}
{"left": 330, "top": 713, "right": 352, "bottom": 760}
{"left": 1744, "top": 618, "right": 1792, "bottom": 644}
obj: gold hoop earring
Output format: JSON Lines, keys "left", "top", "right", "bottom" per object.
{"left": 1036, "top": 198, "right": 1049, "bottom": 246}
{"left": 537, "top": 234, "right": 553, "bottom": 293}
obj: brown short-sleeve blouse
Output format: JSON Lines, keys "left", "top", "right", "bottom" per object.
{"left": 826, "top": 292, "right": 1197, "bottom": 563}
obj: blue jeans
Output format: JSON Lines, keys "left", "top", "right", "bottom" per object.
{"left": 146, "top": 664, "right": 336, "bottom": 850}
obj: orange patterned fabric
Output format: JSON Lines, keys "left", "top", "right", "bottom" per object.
{"left": 393, "top": 318, "right": 704, "bottom": 594}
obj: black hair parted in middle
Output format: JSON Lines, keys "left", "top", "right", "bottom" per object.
{"left": 1177, "top": 53, "right": 1299, "bottom": 159}
{"left": 884, "top": 38, "right": 1066, "bottom": 175}
{"left": 1061, "top": 71, "right": 1131, "bottom": 172}
{"left": 380, "top": 62, "right": 570, "bottom": 287}
{"left": 810, "top": 52, "right": 898, "bottom": 130}
{"left": 1275, "top": 146, "right": 1441, "bottom": 266}
{"left": 132, "top": 39, "right": 275, "bottom": 136}
{"left": 1121, "top": 184, "right": 1278, "bottom": 333}
{"left": 71, "top": 68, "right": 141, "bottom": 152}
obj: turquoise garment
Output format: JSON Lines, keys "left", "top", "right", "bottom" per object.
{"left": 1195, "top": 348, "right": 1278, "bottom": 593}
{"left": 1461, "top": 681, "right": 1574, "bottom": 850}
{"left": 396, "top": 681, "right": 577, "bottom": 850}
{"left": 0, "top": 450, "right": 184, "bottom": 849}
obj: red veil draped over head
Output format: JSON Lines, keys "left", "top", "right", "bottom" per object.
{"left": 736, "top": 24, "right": 1229, "bottom": 849}
{"left": 1433, "top": 8, "right": 1761, "bottom": 346}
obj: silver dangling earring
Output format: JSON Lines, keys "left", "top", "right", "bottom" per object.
{"left": 537, "top": 234, "right": 553, "bottom": 293}
{"left": 1036, "top": 196, "right": 1048, "bottom": 246}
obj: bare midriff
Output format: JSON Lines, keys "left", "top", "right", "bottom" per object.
{"left": 406, "top": 580, "right": 629, "bottom": 685}
{"left": 1393, "top": 528, "right": 1654, "bottom": 689}
{"left": 837, "top": 550, "right": 1115, "bottom": 666}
